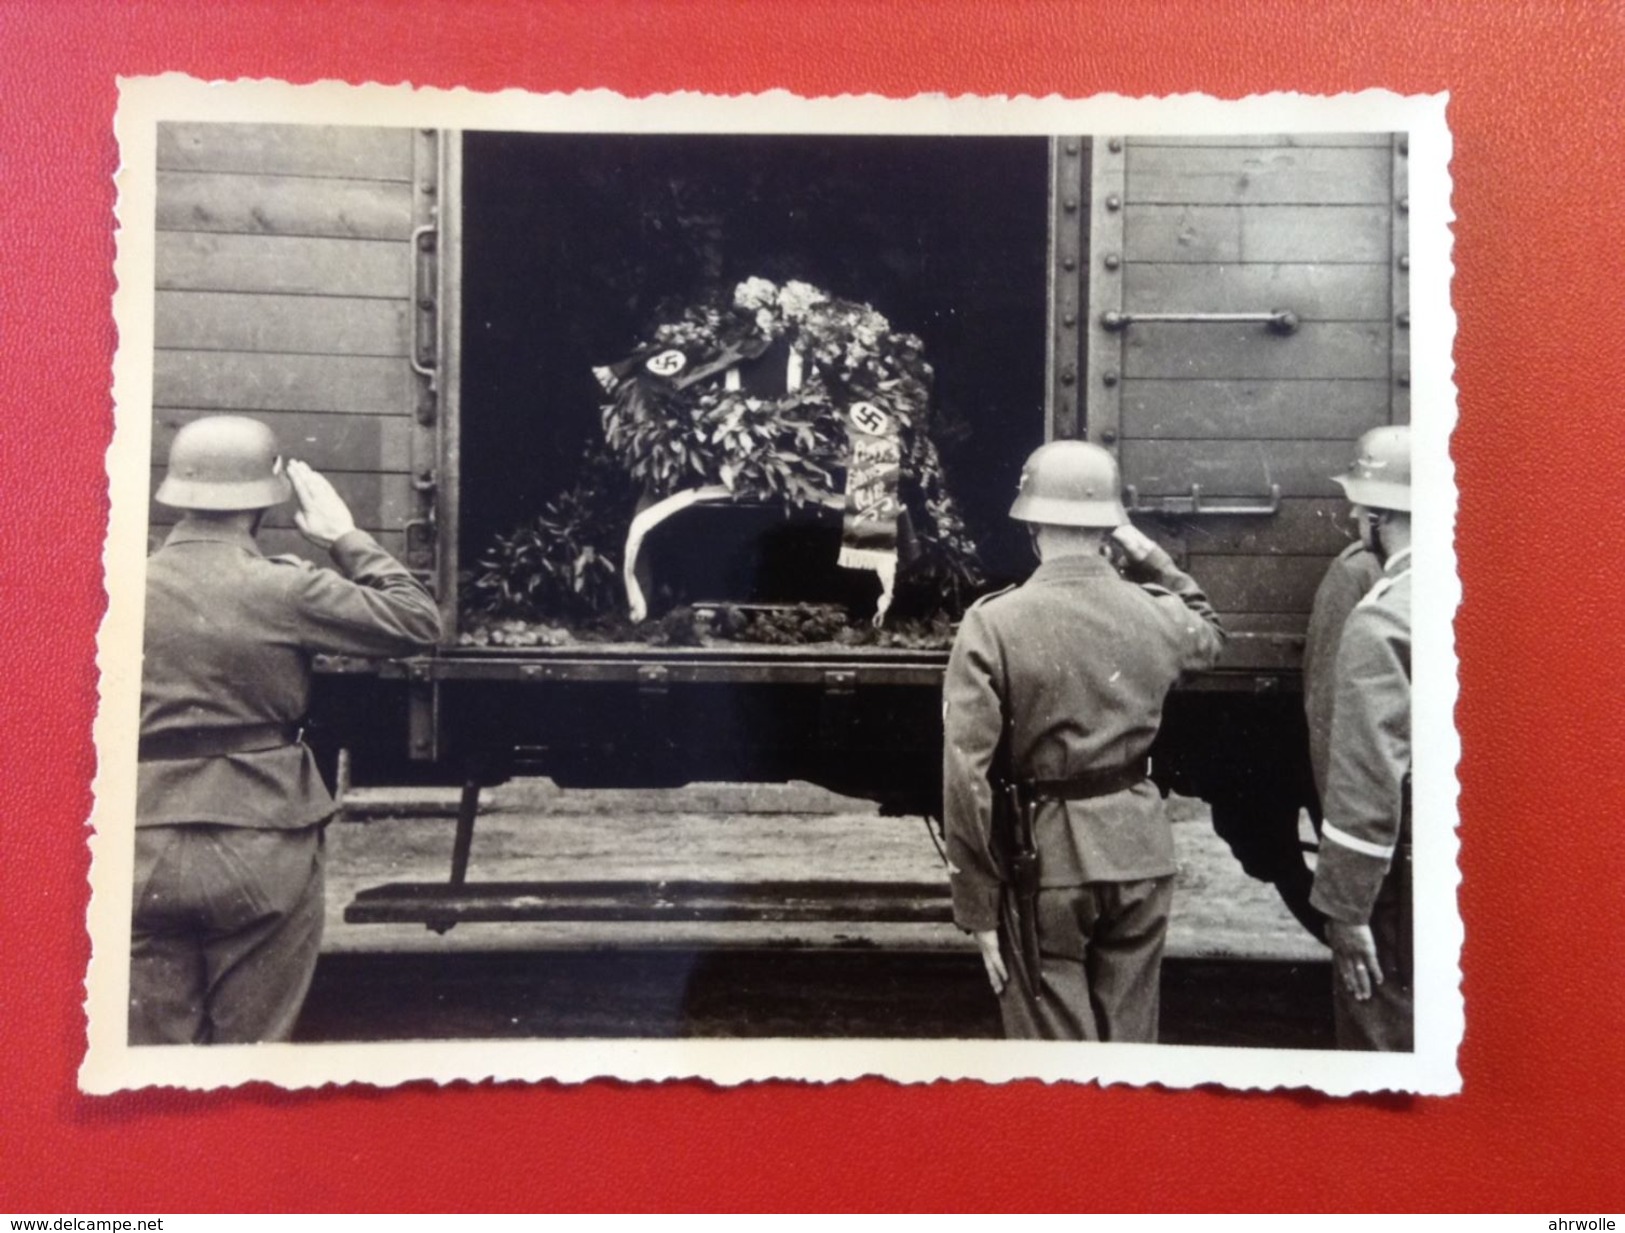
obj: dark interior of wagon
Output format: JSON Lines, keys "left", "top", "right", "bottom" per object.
{"left": 458, "top": 131, "right": 1051, "bottom": 612}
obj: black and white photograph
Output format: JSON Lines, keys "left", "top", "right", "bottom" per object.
{"left": 85, "top": 79, "right": 1459, "bottom": 1094}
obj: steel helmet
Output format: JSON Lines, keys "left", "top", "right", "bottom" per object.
{"left": 154, "top": 415, "right": 292, "bottom": 511}
{"left": 1333, "top": 425, "right": 1412, "bottom": 513}
{"left": 1008, "top": 439, "right": 1128, "bottom": 527}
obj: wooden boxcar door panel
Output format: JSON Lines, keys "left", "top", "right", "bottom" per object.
{"left": 1077, "top": 132, "right": 1409, "bottom": 671}
{"left": 148, "top": 123, "right": 447, "bottom": 603}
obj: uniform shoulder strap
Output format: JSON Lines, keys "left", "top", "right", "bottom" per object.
{"left": 966, "top": 582, "right": 1018, "bottom": 611}
{"left": 1357, "top": 576, "right": 1395, "bottom": 609}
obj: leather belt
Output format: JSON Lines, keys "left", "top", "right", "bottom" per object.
{"left": 1027, "top": 756, "right": 1151, "bottom": 801}
{"left": 138, "top": 722, "right": 302, "bottom": 763}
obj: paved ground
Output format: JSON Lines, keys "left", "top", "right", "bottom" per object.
{"left": 292, "top": 780, "right": 1333, "bottom": 1045}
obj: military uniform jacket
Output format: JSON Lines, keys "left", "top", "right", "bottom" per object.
{"left": 943, "top": 546, "right": 1227, "bottom": 932}
{"left": 1309, "top": 548, "right": 1412, "bottom": 924}
{"left": 1304, "top": 542, "right": 1384, "bottom": 803}
{"left": 138, "top": 524, "right": 443, "bottom": 829}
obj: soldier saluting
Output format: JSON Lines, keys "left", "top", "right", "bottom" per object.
{"left": 943, "top": 441, "right": 1225, "bottom": 1041}
{"left": 132, "top": 416, "right": 442, "bottom": 1045}
{"left": 1309, "top": 425, "right": 1414, "bottom": 1051}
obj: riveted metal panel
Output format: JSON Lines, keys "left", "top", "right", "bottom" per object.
{"left": 1084, "top": 135, "right": 1126, "bottom": 450}
{"left": 1045, "top": 137, "right": 1087, "bottom": 441}
{"left": 437, "top": 132, "right": 465, "bottom": 639}
{"left": 405, "top": 128, "right": 442, "bottom": 592}
{"left": 1391, "top": 133, "right": 1411, "bottom": 425}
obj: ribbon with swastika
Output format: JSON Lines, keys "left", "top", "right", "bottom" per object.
{"left": 837, "top": 400, "right": 903, "bottom": 625}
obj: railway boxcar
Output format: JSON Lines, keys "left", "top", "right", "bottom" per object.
{"left": 148, "top": 124, "right": 1409, "bottom": 930}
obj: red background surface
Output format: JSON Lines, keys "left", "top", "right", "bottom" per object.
{"left": 2, "top": 0, "right": 1622, "bottom": 1214}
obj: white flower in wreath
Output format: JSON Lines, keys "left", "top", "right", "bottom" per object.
{"left": 734, "top": 277, "right": 779, "bottom": 312}
{"left": 778, "top": 280, "right": 827, "bottom": 320}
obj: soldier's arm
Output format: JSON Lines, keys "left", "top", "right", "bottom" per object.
{"left": 1310, "top": 601, "right": 1411, "bottom": 925}
{"left": 1303, "top": 546, "right": 1384, "bottom": 798}
{"left": 276, "top": 459, "right": 443, "bottom": 656}
{"left": 1113, "top": 525, "right": 1226, "bottom": 671}
{"left": 1305, "top": 547, "right": 1383, "bottom": 685}
{"left": 942, "top": 604, "right": 1006, "bottom": 934}
{"left": 280, "top": 532, "right": 443, "bottom": 657}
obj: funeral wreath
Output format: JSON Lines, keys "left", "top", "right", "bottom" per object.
{"left": 464, "top": 278, "right": 983, "bottom": 646}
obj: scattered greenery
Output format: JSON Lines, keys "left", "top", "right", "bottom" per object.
{"left": 464, "top": 448, "right": 632, "bottom": 623}
{"left": 457, "top": 605, "right": 959, "bottom": 652}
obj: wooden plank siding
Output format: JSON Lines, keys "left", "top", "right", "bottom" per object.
{"left": 155, "top": 290, "right": 410, "bottom": 356}
{"left": 156, "top": 233, "right": 411, "bottom": 298}
{"left": 1132, "top": 499, "right": 1355, "bottom": 557}
{"left": 151, "top": 122, "right": 424, "bottom": 570}
{"left": 1122, "top": 321, "right": 1389, "bottom": 381}
{"left": 156, "top": 171, "right": 415, "bottom": 240}
{"left": 1126, "top": 145, "right": 1391, "bottom": 205}
{"left": 153, "top": 351, "right": 413, "bottom": 415}
{"left": 1121, "top": 439, "right": 1353, "bottom": 500}
{"left": 1123, "top": 263, "right": 1389, "bottom": 320}
{"left": 1094, "top": 135, "right": 1400, "bottom": 645}
{"left": 1124, "top": 205, "right": 1391, "bottom": 264}
{"left": 157, "top": 124, "right": 415, "bottom": 180}
{"left": 1130, "top": 134, "right": 1391, "bottom": 149}
{"left": 1121, "top": 379, "right": 1390, "bottom": 440}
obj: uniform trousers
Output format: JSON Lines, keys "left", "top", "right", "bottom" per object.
{"left": 999, "top": 875, "right": 1173, "bottom": 1042}
{"left": 1333, "top": 865, "right": 1413, "bottom": 1051}
{"left": 129, "top": 823, "right": 326, "bottom": 1045}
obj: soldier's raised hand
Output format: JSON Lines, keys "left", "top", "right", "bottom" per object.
{"left": 287, "top": 459, "right": 358, "bottom": 550}
{"left": 1110, "top": 523, "right": 1160, "bottom": 566}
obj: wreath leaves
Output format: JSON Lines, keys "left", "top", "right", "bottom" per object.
{"left": 469, "top": 278, "right": 984, "bottom": 630}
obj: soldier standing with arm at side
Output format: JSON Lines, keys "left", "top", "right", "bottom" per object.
{"left": 1304, "top": 541, "right": 1383, "bottom": 811}
{"left": 131, "top": 416, "right": 442, "bottom": 1045}
{"left": 1297, "top": 473, "right": 1385, "bottom": 946}
{"left": 943, "top": 441, "right": 1225, "bottom": 1041}
{"left": 1309, "top": 425, "right": 1414, "bottom": 1051}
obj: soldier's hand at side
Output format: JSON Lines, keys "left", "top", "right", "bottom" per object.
{"left": 287, "top": 459, "right": 358, "bottom": 551}
{"left": 1110, "top": 523, "right": 1160, "bottom": 566}
{"left": 974, "top": 929, "right": 1008, "bottom": 996}
{"left": 1326, "top": 920, "right": 1383, "bottom": 1001}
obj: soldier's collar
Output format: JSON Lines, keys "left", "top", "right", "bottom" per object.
{"left": 1031, "top": 552, "right": 1119, "bottom": 582}
{"left": 1384, "top": 546, "right": 1413, "bottom": 576}
{"left": 163, "top": 521, "right": 265, "bottom": 555}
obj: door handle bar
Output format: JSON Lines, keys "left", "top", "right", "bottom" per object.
{"left": 409, "top": 221, "right": 439, "bottom": 386}
{"left": 1124, "top": 483, "right": 1282, "bottom": 517}
{"left": 1102, "top": 309, "right": 1299, "bottom": 334}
